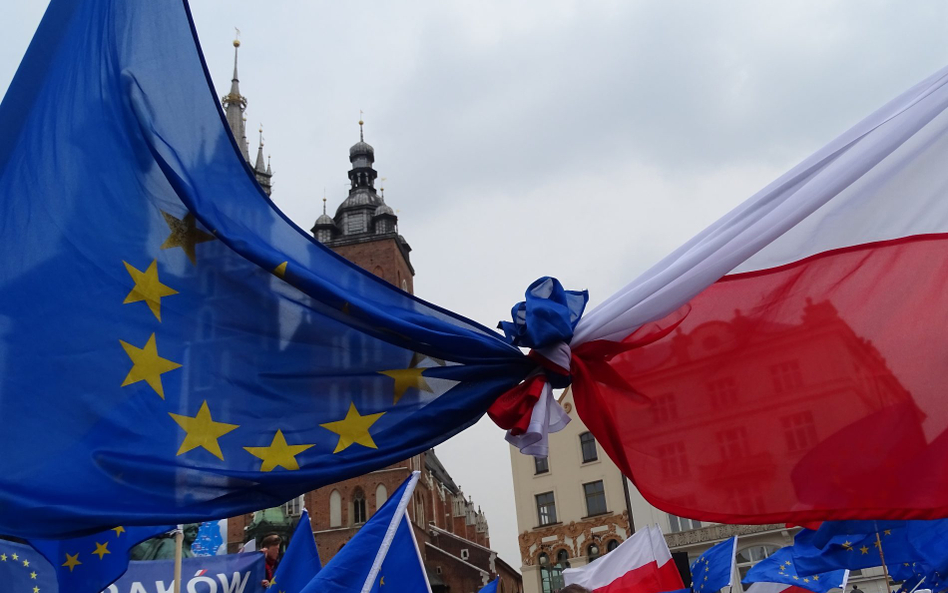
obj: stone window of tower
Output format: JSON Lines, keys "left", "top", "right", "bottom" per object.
{"left": 317, "top": 229, "right": 331, "bottom": 243}
{"left": 346, "top": 212, "right": 365, "bottom": 235}
{"left": 352, "top": 488, "right": 367, "bottom": 524}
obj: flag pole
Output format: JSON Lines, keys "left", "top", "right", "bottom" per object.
{"left": 909, "top": 577, "right": 926, "bottom": 593}
{"left": 874, "top": 524, "right": 893, "bottom": 593}
{"left": 173, "top": 525, "right": 184, "bottom": 593}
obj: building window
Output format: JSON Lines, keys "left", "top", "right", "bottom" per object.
{"left": 736, "top": 545, "right": 779, "bottom": 580}
{"left": 535, "top": 456, "right": 549, "bottom": 474}
{"left": 536, "top": 492, "right": 557, "bottom": 526}
{"left": 579, "top": 432, "right": 598, "bottom": 463}
{"left": 667, "top": 514, "right": 702, "bottom": 533}
{"left": 782, "top": 411, "right": 817, "bottom": 452}
{"left": 346, "top": 212, "right": 366, "bottom": 235}
{"left": 716, "top": 427, "right": 750, "bottom": 461}
{"left": 606, "top": 539, "right": 619, "bottom": 552}
{"left": 657, "top": 441, "right": 689, "bottom": 479}
{"left": 650, "top": 393, "right": 678, "bottom": 423}
{"left": 707, "top": 377, "right": 738, "bottom": 409}
{"left": 329, "top": 489, "right": 342, "bottom": 528}
{"left": 770, "top": 361, "right": 803, "bottom": 394}
{"left": 461, "top": 549, "right": 470, "bottom": 560}
{"left": 539, "top": 550, "right": 568, "bottom": 593}
{"left": 583, "top": 481, "right": 607, "bottom": 516}
{"left": 282, "top": 495, "right": 304, "bottom": 517}
{"left": 353, "top": 488, "right": 367, "bottom": 525}
{"left": 375, "top": 483, "right": 388, "bottom": 509}
{"left": 587, "top": 543, "right": 601, "bottom": 563}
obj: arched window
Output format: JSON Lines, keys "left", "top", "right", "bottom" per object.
{"left": 376, "top": 483, "right": 388, "bottom": 509}
{"left": 538, "top": 553, "right": 554, "bottom": 593}
{"left": 353, "top": 488, "right": 367, "bottom": 524}
{"left": 587, "top": 543, "right": 600, "bottom": 563}
{"left": 606, "top": 539, "right": 619, "bottom": 552}
{"left": 736, "top": 545, "right": 779, "bottom": 580}
{"left": 329, "top": 489, "right": 342, "bottom": 528}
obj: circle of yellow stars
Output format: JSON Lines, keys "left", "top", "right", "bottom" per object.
{"left": 116, "top": 208, "right": 443, "bottom": 475}
{"left": 0, "top": 547, "right": 43, "bottom": 592}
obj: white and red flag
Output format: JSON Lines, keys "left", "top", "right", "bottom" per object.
{"left": 563, "top": 525, "right": 684, "bottom": 593}
{"left": 530, "top": 65, "right": 948, "bottom": 524}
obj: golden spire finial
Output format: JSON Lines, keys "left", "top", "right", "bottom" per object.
{"left": 233, "top": 28, "right": 241, "bottom": 47}
{"left": 323, "top": 188, "right": 327, "bottom": 214}
{"left": 359, "top": 110, "right": 364, "bottom": 142}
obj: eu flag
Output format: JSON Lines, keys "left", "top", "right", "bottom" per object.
{"left": 0, "top": 0, "right": 531, "bottom": 538}
{"left": 0, "top": 539, "right": 58, "bottom": 593}
{"left": 29, "top": 524, "right": 174, "bottom": 593}
{"left": 479, "top": 579, "right": 500, "bottom": 593}
{"left": 270, "top": 509, "right": 321, "bottom": 592}
{"left": 792, "top": 523, "right": 917, "bottom": 576}
{"left": 744, "top": 547, "right": 848, "bottom": 593}
{"left": 301, "top": 472, "right": 428, "bottom": 593}
{"left": 690, "top": 537, "right": 735, "bottom": 593}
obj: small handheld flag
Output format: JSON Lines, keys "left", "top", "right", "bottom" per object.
{"left": 690, "top": 537, "right": 736, "bottom": 593}
{"left": 744, "top": 546, "right": 848, "bottom": 593}
{"left": 270, "top": 509, "right": 321, "bottom": 593}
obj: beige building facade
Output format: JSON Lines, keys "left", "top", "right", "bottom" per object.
{"left": 509, "top": 389, "right": 890, "bottom": 593}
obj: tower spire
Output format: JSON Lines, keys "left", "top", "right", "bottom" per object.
{"left": 359, "top": 111, "right": 364, "bottom": 142}
{"left": 222, "top": 35, "right": 250, "bottom": 161}
{"left": 254, "top": 126, "right": 266, "bottom": 172}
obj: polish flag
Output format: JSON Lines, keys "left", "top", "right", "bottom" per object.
{"left": 564, "top": 65, "right": 948, "bottom": 523}
{"left": 563, "top": 525, "right": 684, "bottom": 593}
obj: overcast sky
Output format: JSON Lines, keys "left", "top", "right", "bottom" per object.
{"left": 3, "top": 0, "right": 948, "bottom": 571}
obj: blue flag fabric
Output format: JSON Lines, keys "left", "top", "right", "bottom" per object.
{"left": 902, "top": 520, "right": 948, "bottom": 578}
{"left": 29, "top": 525, "right": 174, "bottom": 593}
{"left": 478, "top": 578, "right": 500, "bottom": 593}
{"left": 300, "top": 473, "right": 425, "bottom": 593}
{"left": 270, "top": 509, "right": 321, "bottom": 592}
{"left": 792, "top": 523, "right": 917, "bottom": 576}
{"left": 744, "top": 547, "right": 847, "bottom": 593}
{"left": 0, "top": 0, "right": 532, "bottom": 538}
{"left": 690, "top": 537, "right": 735, "bottom": 593}
{"left": 0, "top": 539, "right": 58, "bottom": 593}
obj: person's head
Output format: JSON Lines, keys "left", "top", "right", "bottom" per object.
{"left": 260, "top": 534, "right": 281, "bottom": 560}
{"left": 560, "top": 585, "right": 590, "bottom": 593}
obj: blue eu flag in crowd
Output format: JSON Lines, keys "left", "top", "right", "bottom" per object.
{"left": 744, "top": 547, "right": 848, "bottom": 593}
{"left": 29, "top": 525, "right": 174, "bottom": 593}
{"left": 0, "top": 0, "right": 532, "bottom": 538}
{"left": 270, "top": 509, "right": 321, "bottom": 592}
{"left": 478, "top": 578, "right": 500, "bottom": 593}
{"left": 792, "top": 522, "right": 916, "bottom": 576}
{"left": 690, "top": 537, "right": 736, "bottom": 593}
{"left": 0, "top": 539, "right": 58, "bottom": 593}
{"left": 301, "top": 473, "right": 428, "bottom": 593}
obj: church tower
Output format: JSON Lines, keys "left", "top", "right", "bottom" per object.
{"left": 221, "top": 39, "right": 273, "bottom": 196}
{"left": 313, "top": 121, "right": 413, "bottom": 293}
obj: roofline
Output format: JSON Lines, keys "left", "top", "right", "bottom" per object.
{"left": 429, "top": 524, "right": 494, "bottom": 554}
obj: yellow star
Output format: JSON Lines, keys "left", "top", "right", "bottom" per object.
{"left": 379, "top": 367, "right": 433, "bottom": 404}
{"left": 122, "top": 260, "right": 178, "bottom": 321}
{"left": 320, "top": 402, "right": 385, "bottom": 454}
{"left": 842, "top": 541, "right": 853, "bottom": 550}
{"left": 34, "top": 587, "right": 39, "bottom": 593}
{"left": 273, "top": 262, "right": 288, "bottom": 279}
{"left": 0, "top": 554, "right": 5, "bottom": 561}
{"left": 30, "top": 571, "right": 37, "bottom": 579}
{"left": 884, "top": 530, "right": 892, "bottom": 536}
{"left": 112, "top": 526, "right": 125, "bottom": 536}
{"left": 12, "top": 553, "right": 18, "bottom": 561}
{"left": 804, "top": 578, "right": 810, "bottom": 583}
{"left": 244, "top": 430, "right": 315, "bottom": 472}
{"left": 22, "top": 559, "right": 29, "bottom": 567}
{"left": 704, "top": 576, "right": 708, "bottom": 581}
{"left": 813, "top": 576, "right": 820, "bottom": 581}
{"left": 874, "top": 540, "right": 882, "bottom": 549}
{"left": 705, "top": 566, "right": 710, "bottom": 572}
{"left": 792, "top": 576, "right": 799, "bottom": 581}
{"left": 860, "top": 546, "right": 870, "bottom": 554}
{"left": 381, "top": 576, "right": 386, "bottom": 586}
{"left": 160, "top": 211, "right": 215, "bottom": 265}
{"left": 120, "top": 333, "right": 182, "bottom": 398}
{"left": 62, "top": 553, "right": 81, "bottom": 572}
{"left": 169, "top": 401, "right": 239, "bottom": 460}
{"left": 785, "top": 561, "right": 792, "bottom": 566}
{"left": 92, "top": 542, "right": 110, "bottom": 560}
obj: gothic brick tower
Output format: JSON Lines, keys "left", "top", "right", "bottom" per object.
{"left": 312, "top": 120, "right": 413, "bottom": 293}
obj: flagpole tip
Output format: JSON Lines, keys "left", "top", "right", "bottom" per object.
{"left": 233, "top": 39, "right": 241, "bottom": 48}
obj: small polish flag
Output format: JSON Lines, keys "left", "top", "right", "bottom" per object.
{"left": 563, "top": 525, "right": 684, "bottom": 593}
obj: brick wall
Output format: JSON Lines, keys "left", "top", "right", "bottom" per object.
{"left": 330, "top": 238, "right": 414, "bottom": 294}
